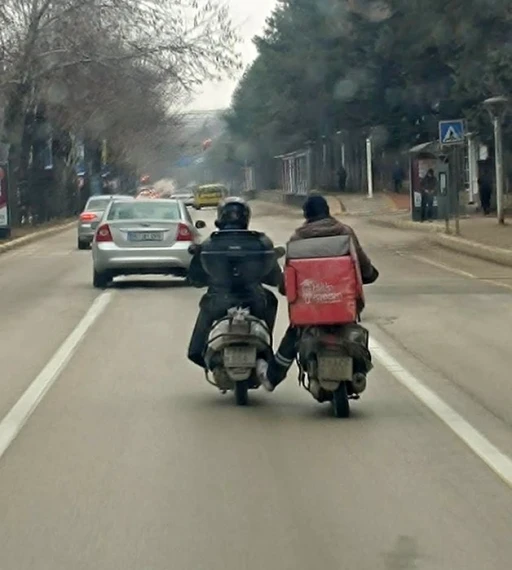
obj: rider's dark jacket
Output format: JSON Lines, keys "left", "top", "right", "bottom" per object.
{"left": 187, "top": 224, "right": 283, "bottom": 368}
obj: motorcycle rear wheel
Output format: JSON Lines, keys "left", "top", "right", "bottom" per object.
{"left": 332, "top": 383, "right": 350, "bottom": 418}
{"left": 234, "top": 380, "right": 249, "bottom": 406}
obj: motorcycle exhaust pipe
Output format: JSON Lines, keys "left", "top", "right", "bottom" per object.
{"left": 351, "top": 373, "right": 367, "bottom": 394}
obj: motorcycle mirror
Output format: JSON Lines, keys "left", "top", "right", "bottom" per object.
{"left": 274, "top": 246, "right": 286, "bottom": 259}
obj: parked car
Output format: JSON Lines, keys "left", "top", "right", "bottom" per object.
{"left": 91, "top": 198, "right": 205, "bottom": 288}
{"left": 78, "top": 194, "right": 134, "bottom": 249}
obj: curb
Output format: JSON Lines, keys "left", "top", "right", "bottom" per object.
{"left": 368, "top": 216, "right": 512, "bottom": 268}
{"left": 336, "top": 194, "right": 408, "bottom": 217}
{"left": 434, "top": 233, "right": 512, "bottom": 267}
{"left": 369, "top": 217, "right": 443, "bottom": 234}
{"left": 0, "top": 221, "right": 76, "bottom": 255}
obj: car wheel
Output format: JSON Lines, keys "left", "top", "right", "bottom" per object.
{"left": 93, "top": 269, "right": 110, "bottom": 288}
{"left": 77, "top": 239, "right": 89, "bottom": 250}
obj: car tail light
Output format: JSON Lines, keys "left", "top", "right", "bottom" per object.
{"left": 80, "top": 212, "right": 97, "bottom": 222}
{"left": 176, "top": 223, "right": 193, "bottom": 241}
{"left": 95, "top": 224, "right": 113, "bottom": 242}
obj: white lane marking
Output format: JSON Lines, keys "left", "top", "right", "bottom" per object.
{"left": 0, "top": 291, "right": 113, "bottom": 460}
{"left": 370, "top": 338, "right": 512, "bottom": 488}
{"left": 402, "top": 252, "right": 512, "bottom": 292}
{"left": 406, "top": 253, "right": 476, "bottom": 278}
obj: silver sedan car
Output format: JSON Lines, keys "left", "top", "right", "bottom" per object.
{"left": 91, "top": 198, "right": 205, "bottom": 288}
{"left": 78, "top": 194, "right": 134, "bottom": 249}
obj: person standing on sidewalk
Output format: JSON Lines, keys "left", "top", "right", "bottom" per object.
{"left": 392, "top": 161, "right": 405, "bottom": 193}
{"left": 420, "top": 169, "right": 437, "bottom": 222}
{"left": 337, "top": 165, "right": 347, "bottom": 192}
{"left": 478, "top": 161, "right": 492, "bottom": 215}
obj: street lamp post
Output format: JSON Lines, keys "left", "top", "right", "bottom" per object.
{"left": 483, "top": 96, "right": 508, "bottom": 224}
{"left": 465, "top": 132, "right": 478, "bottom": 205}
{"left": 366, "top": 135, "right": 373, "bottom": 198}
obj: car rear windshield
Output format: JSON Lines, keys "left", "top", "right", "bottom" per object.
{"left": 85, "top": 197, "right": 112, "bottom": 211}
{"left": 107, "top": 201, "right": 181, "bottom": 221}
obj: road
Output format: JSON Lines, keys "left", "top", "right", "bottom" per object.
{"left": 1, "top": 203, "right": 512, "bottom": 569}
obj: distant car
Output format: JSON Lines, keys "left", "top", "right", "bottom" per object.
{"left": 77, "top": 194, "right": 134, "bottom": 249}
{"left": 172, "top": 191, "right": 194, "bottom": 207}
{"left": 91, "top": 198, "right": 206, "bottom": 288}
{"left": 192, "top": 183, "right": 228, "bottom": 209}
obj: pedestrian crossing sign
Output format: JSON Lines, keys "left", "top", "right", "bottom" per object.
{"left": 439, "top": 120, "right": 465, "bottom": 145}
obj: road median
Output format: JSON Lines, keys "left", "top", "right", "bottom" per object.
{"left": 0, "top": 220, "right": 76, "bottom": 255}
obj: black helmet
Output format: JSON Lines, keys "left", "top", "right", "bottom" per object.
{"left": 215, "top": 197, "right": 251, "bottom": 229}
{"left": 303, "top": 194, "right": 330, "bottom": 222}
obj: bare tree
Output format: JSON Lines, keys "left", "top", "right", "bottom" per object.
{"left": 0, "top": 0, "right": 240, "bottom": 221}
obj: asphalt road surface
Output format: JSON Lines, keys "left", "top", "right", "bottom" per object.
{"left": 1, "top": 203, "right": 512, "bottom": 570}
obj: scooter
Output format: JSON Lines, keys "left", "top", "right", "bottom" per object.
{"left": 295, "top": 322, "right": 372, "bottom": 418}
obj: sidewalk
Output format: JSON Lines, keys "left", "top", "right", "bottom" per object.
{"left": 337, "top": 191, "right": 409, "bottom": 216}
{"left": 251, "top": 191, "right": 344, "bottom": 216}
{"left": 0, "top": 218, "right": 75, "bottom": 254}
{"left": 370, "top": 213, "right": 512, "bottom": 268}
{"left": 253, "top": 190, "right": 512, "bottom": 267}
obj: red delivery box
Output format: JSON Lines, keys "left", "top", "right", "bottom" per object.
{"left": 284, "top": 235, "right": 364, "bottom": 326}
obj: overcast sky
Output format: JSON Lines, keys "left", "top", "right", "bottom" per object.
{"left": 187, "top": 0, "right": 277, "bottom": 111}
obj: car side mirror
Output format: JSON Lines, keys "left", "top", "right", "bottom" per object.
{"left": 91, "top": 221, "right": 100, "bottom": 230}
{"left": 274, "top": 246, "right": 286, "bottom": 259}
{"left": 195, "top": 220, "right": 206, "bottom": 229}
{"left": 188, "top": 244, "right": 200, "bottom": 255}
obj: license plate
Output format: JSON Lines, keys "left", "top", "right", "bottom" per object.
{"left": 128, "top": 232, "right": 163, "bottom": 241}
{"left": 224, "top": 346, "right": 256, "bottom": 367}
{"left": 317, "top": 355, "right": 352, "bottom": 381}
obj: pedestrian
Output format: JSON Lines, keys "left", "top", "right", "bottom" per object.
{"left": 420, "top": 169, "right": 436, "bottom": 222}
{"left": 337, "top": 165, "right": 347, "bottom": 192}
{"left": 392, "top": 161, "right": 404, "bottom": 193}
{"left": 478, "top": 162, "right": 492, "bottom": 216}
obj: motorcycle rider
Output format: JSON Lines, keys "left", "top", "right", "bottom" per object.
{"left": 257, "top": 194, "right": 378, "bottom": 391}
{"left": 187, "top": 197, "right": 283, "bottom": 369}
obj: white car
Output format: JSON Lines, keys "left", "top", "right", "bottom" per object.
{"left": 91, "top": 198, "right": 205, "bottom": 288}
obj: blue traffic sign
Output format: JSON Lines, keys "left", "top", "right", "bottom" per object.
{"left": 439, "top": 120, "right": 465, "bottom": 145}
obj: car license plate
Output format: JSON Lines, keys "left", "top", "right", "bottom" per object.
{"left": 128, "top": 232, "right": 163, "bottom": 241}
{"left": 317, "top": 355, "right": 352, "bottom": 381}
{"left": 224, "top": 346, "right": 256, "bottom": 367}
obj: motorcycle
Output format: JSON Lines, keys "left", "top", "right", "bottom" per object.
{"left": 192, "top": 233, "right": 285, "bottom": 406}
{"left": 296, "top": 322, "right": 372, "bottom": 418}
{"left": 284, "top": 233, "right": 377, "bottom": 418}
{"left": 204, "top": 306, "right": 273, "bottom": 405}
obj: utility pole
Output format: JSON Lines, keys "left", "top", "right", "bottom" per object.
{"left": 483, "top": 96, "right": 508, "bottom": 224}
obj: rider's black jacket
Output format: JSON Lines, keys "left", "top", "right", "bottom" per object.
{"left": 186, "top": 225, "right": 283, "bottom": 368}
{"left": 187, "top": 226, "right": 283, "bottom": 292}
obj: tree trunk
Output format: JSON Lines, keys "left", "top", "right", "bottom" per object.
{"left": 4, "top": 83, "right": 32, "bottom": 225}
